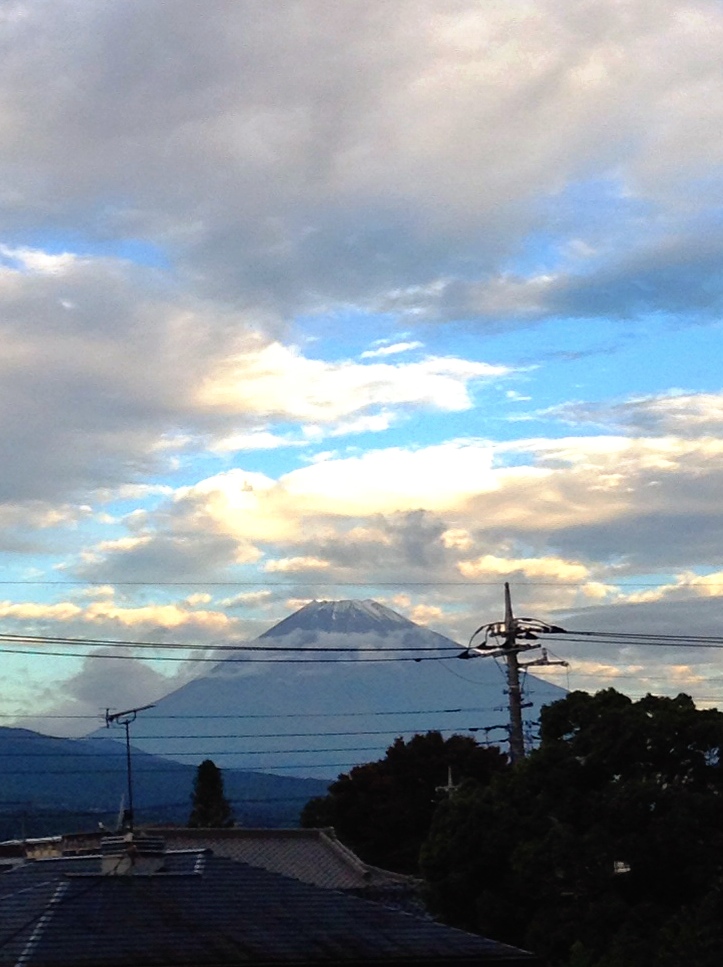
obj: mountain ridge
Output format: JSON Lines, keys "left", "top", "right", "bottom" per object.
{"left": 0, "top": 726, "right": 327, "bottom": 840}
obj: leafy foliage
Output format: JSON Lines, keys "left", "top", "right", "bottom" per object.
{"left": 421, "top": 690, "right": 723, "bottom": 967}
{"left": 301, "top": 731, "right": 506, "bottom": 874}
{"left": 188, "top": 758, "right": 234, "bottom": 828}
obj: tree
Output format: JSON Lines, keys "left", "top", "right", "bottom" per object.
{"left": 301, "top": 731, "right": 506, "bottom": 874}
{"left": 188, "top": 759, "right": 234, "bottom": 828}
{"left": 421, "top": 690, "right": 723, "bottom": 967}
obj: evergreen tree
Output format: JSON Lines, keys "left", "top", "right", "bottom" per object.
{"left": 301, "top": 731, "right": 506, "bottom": 873}
{"left": 421, "top": 690, "right": 723, "bottom": 966}
{"left": 188, "top": 759, "right": 234, "bottom": 828}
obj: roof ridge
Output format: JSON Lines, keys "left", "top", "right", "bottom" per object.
{"left": 320, "top": 829, "right": 373, "bottom": 876}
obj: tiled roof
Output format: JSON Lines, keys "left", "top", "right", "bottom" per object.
{"left": 146, "top": 826, "right": 411, "bottom": 891}
{"left": 0, "top": 850, "right": 541, "bottom": 966}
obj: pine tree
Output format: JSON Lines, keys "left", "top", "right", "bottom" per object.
{"left": 188, "top": 759, "right": 234, "bottom": 828}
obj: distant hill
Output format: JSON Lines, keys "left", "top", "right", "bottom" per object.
{"left": 0, "top": 727, "right": 328, "bottom": 841}
{"left": 91, "top": 599, "right": 567, "bottom": 780}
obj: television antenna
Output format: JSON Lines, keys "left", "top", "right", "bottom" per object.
{"left": 105, "top": 703, "right": 155, "bottom": 834}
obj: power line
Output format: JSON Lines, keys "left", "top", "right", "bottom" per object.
{"left": 4, "top": 629, "right": 723, "bottom": 659}
{"left": 4, "top": 640, "right": 723, "bottom": 666}
{"left": 546, "top": 636, "right": 723, "bottom": 650}
{"left": 0, "top": 631, "right": 458, "bottom": 653}
{"left": 0, "top": 745, "right": 417, "bottom": 760}
{"left": 0, "top": 760, "right": 373, "bottom": 774}
{"left": 0, "top": 728, "right": 491, "bottom": 750}
{"left": 95, "top": 726, "right": 485, "bottom": 740}
{"left": 560, "top": 630, "right": 723, "bottom": 642}
{"left": 0, "top": 647, "right": 453, "bottom": 663}
{"left": 3, "top": 578, "right": 722, "bottom": 586}
{"left": 0, "top": 705, "right": 498, "bottom": 720}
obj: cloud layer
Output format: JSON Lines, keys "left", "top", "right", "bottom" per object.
{"left": 0, "top": 1, "right": 722, "bottom": 734}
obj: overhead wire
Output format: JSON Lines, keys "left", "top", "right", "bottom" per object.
{"left": 0, "top": 705, "right": 500, "bottom": 720}
{"left": 4, "top": 627, "right": 723, "bottom": 660}
{"left": 0, "top": 646, "right": 453, "bottom": 663}
{"left": 5, "top": 578, "right": 723, "bottom": 586}
{"left": 0, "top": 631, "right": 459, "bottom": 653}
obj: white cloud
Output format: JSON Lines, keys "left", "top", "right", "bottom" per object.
{"left": 0, "top": 596, "right": 231, "bottom": 634}
{"left": 210, "top": 430, "right": 303, "bottom": 454}
{"left": 458, "top": 553, "right": 592, "bottom": 583}
{"left": 360, "top": 341, "right": 423, "bottom": 358}
{"left": 263, "top": 556, "right": 331, "bottom": 573}
{"left": 0, "top": 244, "right": 80, "bottom": 275}
{"left": 197, "top": 342, "right": 510, "bottom": 420}
{"left": 77, "top": 420, "right": 723, "bottom": 590}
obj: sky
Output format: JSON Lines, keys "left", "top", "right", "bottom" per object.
{"left": 1, "top": 0, "right": 723, "bottom": 733}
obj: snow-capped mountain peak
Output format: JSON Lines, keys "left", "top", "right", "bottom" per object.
{"left": 91, "top": 597, "right": 567, "bottom": 781}
{"left": 258, "top": 599, "right": 415, "bottom": 639}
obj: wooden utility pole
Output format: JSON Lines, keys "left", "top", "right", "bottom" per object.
{"left": 462, "top": 583, "right": 568, "bottom": 764}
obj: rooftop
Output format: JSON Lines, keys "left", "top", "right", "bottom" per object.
{"left": 0, "top": 846, "right": 541, "bottom": 966}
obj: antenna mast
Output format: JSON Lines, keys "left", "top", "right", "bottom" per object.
{"left": 459, "top": 583, "right": 568, "bottom": 763}
{"left": 105, "top": 703, "right": 155, "bottom": 833}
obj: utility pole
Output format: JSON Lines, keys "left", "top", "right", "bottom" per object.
{"left": 502, "top": 582, "right": 525, "bottom": 762}
{"left": 460, "top": 583, "right": 568, "bottom": 764}
{"left": 105, "top": 703, "right": 155, "bottom": 834}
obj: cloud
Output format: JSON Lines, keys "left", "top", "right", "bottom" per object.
{"left": 210, "top": 431, "right": 304, "bottom": 454}
{"left": 382, "top": 230, "right": 723, "bottom": 325}
{"left": 2, "top": 1, "right": 723, "bottom": 725}
{"left": 17, "top": 648, "right": 200, "bottom": 738}
{"left": 0, "top": 1, "right": 721, "bottom": 322}
{"left": 0, "top": 251, "right": 249, "bottom": 505}
{"left": 360, "top": 341, "right": 423, "bottom": 358}
{"left": 197, "top": 343, "right": 510, "bottom": 419}
{"left": 458, "top": 553, "right": 593, "bottom": 584}
{"left": 546, "top": 391, "right": 723, "bottom": 437}
{"left": 0, "top": 594, "right": 232, "bottom": 637}
{"left": 0, "top": 247, "right": 511, "bottom": 512}
{"left": 263, "top": 556, "right": 331, "bottom": 573}
{"left": 71, "top": 413, "right": 723, "bottom": 594}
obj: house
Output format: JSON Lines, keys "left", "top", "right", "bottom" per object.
{"left": 0, "top": 834, "right": 542, "bottom": 966}
{"left": 20, "top": 826, "right": 422, "bottom": 912}
{"left": 24, "top": 826, "right": 412, "bottom": 889}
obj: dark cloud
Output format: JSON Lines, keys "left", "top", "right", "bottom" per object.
{"left": 558, "top": 594, "right": 723, "bottom": 647}
{"left": 73, "top": 533, "right": 245, "bottom": 586}
{"left": 18, "top": 649, "right": 197, "bottom": 737}
{"left": 1, "top": 1, "right": 721, "bottom": 320}
{"left": 545, "top": 392, "right": 723, "bottom": 437}
{"left": 304, "top": 509, "right": 451, "bottom": 572}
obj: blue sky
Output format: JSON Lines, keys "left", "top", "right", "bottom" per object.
{"left": 1, "top": 0, "right": 723, "bottom": 730}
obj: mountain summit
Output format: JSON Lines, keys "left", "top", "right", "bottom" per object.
{"left": 259, "top": 599, "right": 413, "bottom": 638}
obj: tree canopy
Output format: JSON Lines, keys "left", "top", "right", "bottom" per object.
{"left": 421, "top": 689, "right": 723, "bottom": 967}
{"left": 301, "top": 731, "right": 506, "bottom": 874}
{"left": 188, "top": 758, "right": 234, "bottom": 828}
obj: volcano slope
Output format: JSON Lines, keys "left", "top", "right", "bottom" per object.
{"left": 95, "top": 600, "right": 567, "bottom": 780}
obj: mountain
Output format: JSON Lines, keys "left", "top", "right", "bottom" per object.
{"left": 0, "top": 727, "right": 327, "bottom": 840}
{"left": 95, "top": 600, "right": 566, "bottom": 780}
